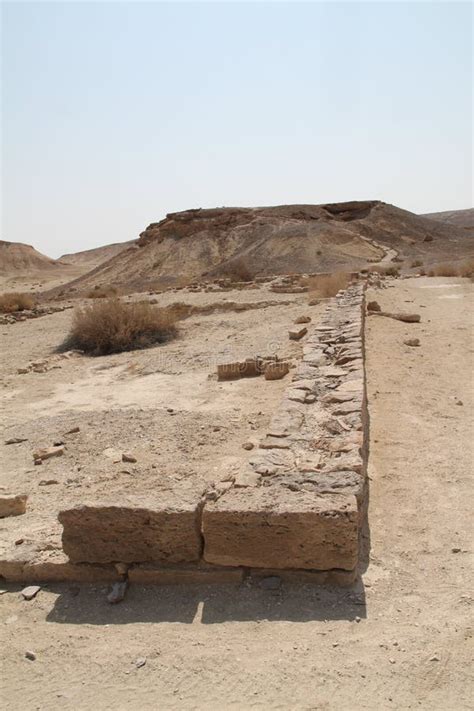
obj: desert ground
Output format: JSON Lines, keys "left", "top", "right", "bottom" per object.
{"left": 1, "top": 274, "right": 472, "bottom": 710}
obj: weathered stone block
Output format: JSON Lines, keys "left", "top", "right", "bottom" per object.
{"left": 0, "top": 494, "right": 27, "bottom": 518}
{"left": 202, "top": 488, "right": 358, "bottom": 571}
{"left": 59, "top": 498, "right": 202, "bottom": 564}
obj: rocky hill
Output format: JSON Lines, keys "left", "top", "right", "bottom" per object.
{"left": 60, "top": 240, "right": 135, "bottom": 270}
{"left": 0, "top": 240, "right": 59, "bottom": 275}
{"left": 53, "top": 201, "right": 474, "bottom": 294}
{"left": 423, "top": 208, "right": 474, "bottom": 236}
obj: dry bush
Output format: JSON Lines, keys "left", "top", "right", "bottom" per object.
{"left": 411, "top": 259, "right": 423, "bottom": 268}
{"left": 459, "top": 258, "right": 474, "bottom": 279}
{"left": 87, "top": 285, "right": 119, "bottom": 299}
{"left": 307, "top": 271, "right": 351, "bottom": 299}
{"left": 0, "top": 292, "right": 35, "bottom": 313}
{"left": 220, "top": 258, "right": 253, "bottom": 282}
{"left": 63, "top": 298, "right": 177, "bottom": 355}
{"left": 433, "top": 263, "right": 458, "bottom": 277}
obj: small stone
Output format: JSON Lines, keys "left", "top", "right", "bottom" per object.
{"left": 122, "top": 453, "right": 137, "bottom": 463}
{"left": 332, "top": 642, "right": 339, "bottom": 648}
{"left": 5, "top": 437, "right": 28, "bottom": 445}
{"left": 25, "top": 650, "right": 36, "bottom": 661}
{"left": 404, "top": 338, "right": 420, "bottom": 347}
{"left": 355, "top": 616, "right": 361, "bottom": 623}
{"left": 242, "top": 442, "right": 254, "bottom": 451}
{"left": 295, "top": 315, "right": 311, "bottom": 324}
{"left": 135, "top": 657, "right": 147, "bottom": 668}
{"left": 33, "top": 445, "right": 65, "bottom": 462}
{"left": 289, "top": 326, "right": 308, "bottom": 341}
{"left": 21, "top": 585, "right": 41, "bottom": 601}
{"left": 115, "top": 562, "right": 129, "bottom": 576}
{"left": 64, "top": 427, "right": 80, "bottom": 435}
{"left": 107, "top": 581, "right": 128, "bottom": 604}
{"left": 367, "top": 300, "right": 381, "bottom": 312}
{"left": 389, "top": 658, "right": 396, "bottom": 664}
{"left": 167, "top": 407, "right": 174, "bottom": 413}
{"left": 260, "top": 576, "right": 281, "bottom": 590}
{"left": 455, "top": 400, "right": 463, "bottom": 406}
{"left": 39, "top": 479, "right": 58, "bottom": 486}
{"left": 451, "top": 547, "right": 461, "bottom": 553}
{"left": 429, "top": 655, "right": 440, "bottom": 662}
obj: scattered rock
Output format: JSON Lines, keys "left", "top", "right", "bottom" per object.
{"left": 107, "top": 581, "right": 128, "bottom": 604}
{"left": 451, "top": 547, "right": 461, "bottom": 553}
{"left": 371, "top": 311, "right": 421, "bottom": 323}
{"left": 242, "top": 442, "right": 254, "bottom": 451}
{"left": 39, "top": 479, "right": 59, "bottom": 486}
{"left": 21, "top": 585, "right": 41, "bottom": 601}
{"left": 4, "top": 437, "right": 28, "bottom": 445}
{"left": 429, "top": 654, "right": 440, "bottom": 662}
{"left": 355, "top": 616, "right": 361, "bottom": 623}
{"left": 295, "top": 315, "right": 311, "bottom": 324}
{"left": 367, "top": 300, "right": 381, "bottom": 312}
{"left": 0, "top": 494, "right": 27, "bottom": 518}
{"left": 33, "top": 445, "right": 65, "bottom": 463}
{"left": 404, "top": 338, "right": 420, "bottom": 347}
{"left": 289, "top": 326, "right": 308, "bottom": 341}
{"left": 122, "top": 453, "right": 137, "bottom": 463}
{"left": 135, "top": 657, "right": 147, "bottom": 668}
{"left": 25, "top": 650, "right": 36, "bottom": 661}
{"left": 64, "top": 427, "right": 80, "bottom": 435}
{"left": 456, "top": 400, "right": 463, "bottom": 406}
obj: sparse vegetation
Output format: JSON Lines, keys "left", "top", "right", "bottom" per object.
{"left": 426, "top": 259, "right": 474, "bottom": 280}
{"left": 63, "top": 298, "right": 178, "bottom": 355}
{"left": 87, "top": 285, "right": 119, "bottom": 298}
{"left": 432, "top": 263, "right": 458, "bottom": 277}
{"left": 0, "top": 292, "right": 35, "bottom": 313}
{"left": 306, "top": 271, "right": 351, "bottom": 299}
{"left": 459, "top": 258, "right": 474, "bottom": 279}
{"left": 411, "top": 259, "right": 423, "bottom": 268}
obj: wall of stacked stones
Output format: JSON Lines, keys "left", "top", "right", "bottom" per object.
{"left": 2, "top": 283, "right": 368, "bottom": 585}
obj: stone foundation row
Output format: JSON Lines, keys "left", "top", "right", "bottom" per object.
{"left": 0, "top": 283, "right": 367, "bottom": 586}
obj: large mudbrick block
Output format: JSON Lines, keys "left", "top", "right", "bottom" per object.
{"left": 202, "top": 488, "right": 358, "bottom": 571}
{"left": 59, "top": 496, "right": 202, "bottom": 564}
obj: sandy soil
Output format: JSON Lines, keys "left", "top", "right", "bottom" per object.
{"left": 1, "top": 277, "right": 473, "bottom": 710}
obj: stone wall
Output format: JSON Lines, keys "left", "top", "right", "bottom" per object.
{"left": 2, "top": 284, "right": 368, "bottom": 585}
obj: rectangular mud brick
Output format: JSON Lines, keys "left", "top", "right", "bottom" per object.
{"left": 202, "top": 488, "right": 358, "bottom": 571}
{"left": 59, "top": 498, "right": 202, "bottom": 564}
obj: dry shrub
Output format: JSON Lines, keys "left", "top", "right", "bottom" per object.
{"left": 0, "top": 292, "right": 35, "bottom": 313}
{"left": 411, "top": 259, "right": 423, "bottom": 268}
{"left": 220, "top": 257, "right": 253, "bottom": 282}
{"left": 433, "top": 263, "right": 457, "bottom": 277}
{"left": 87, "top": 285, "right": 119, "bottom": 298}
{"left": 458, "top": 258, "right": 474, "bottom": 279}
{"left": 307, "top": 271, "right": 351, "bottom": 299}
{"left": 64, "top": 298, "right": 177, "bottom": 355}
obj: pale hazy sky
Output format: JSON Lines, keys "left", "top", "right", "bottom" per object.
{"left": 1, "top": 1, "right": 472, "bottom": 258}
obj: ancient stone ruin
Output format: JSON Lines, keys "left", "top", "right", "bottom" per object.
{"left": 1, "top": 283, "right": 367, "bottom": 586}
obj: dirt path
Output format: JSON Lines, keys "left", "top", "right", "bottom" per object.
{"left": 1, "top": 277, "right": 473, "bottom": 710}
